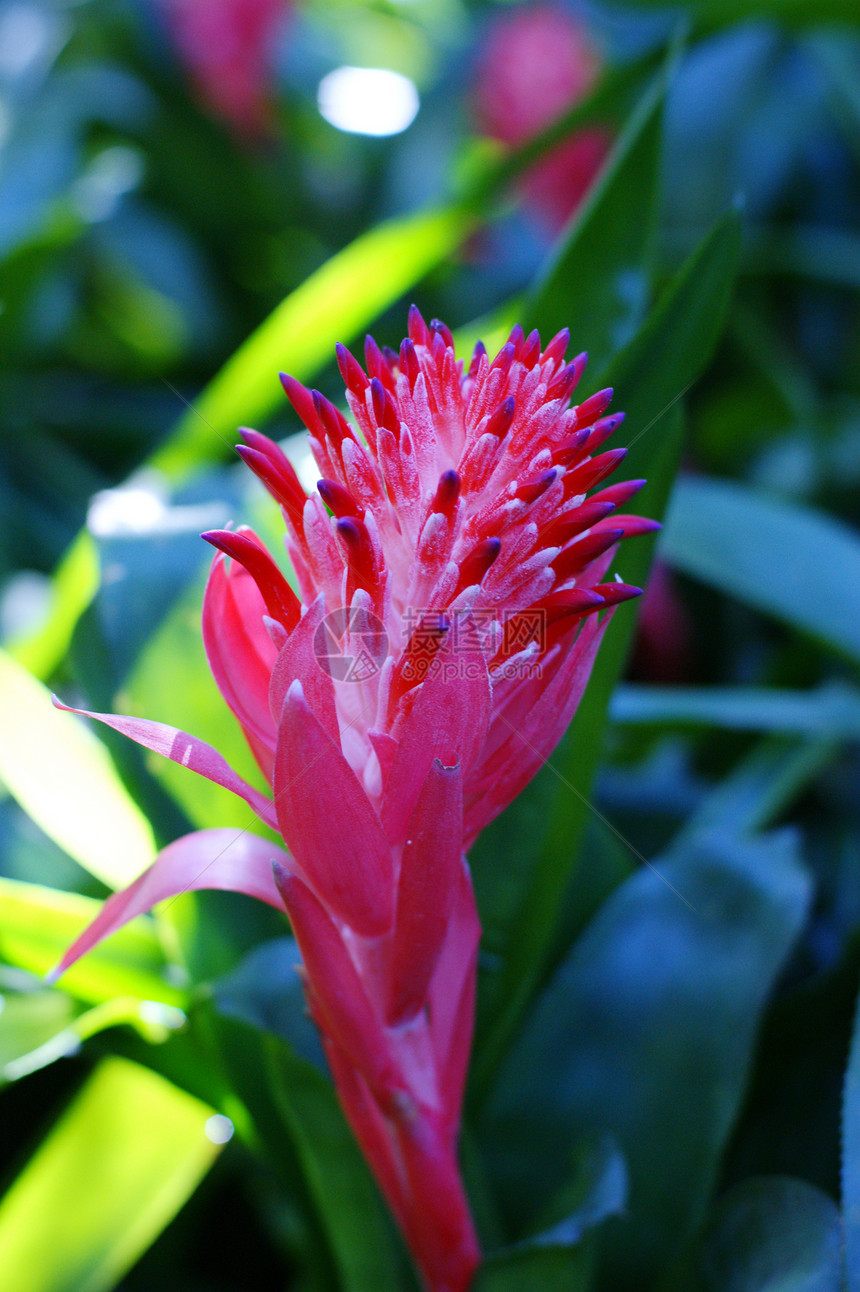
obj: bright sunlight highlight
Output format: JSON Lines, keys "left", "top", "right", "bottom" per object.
{"left": 317, "top": 66, "right": 419, "bottom": 137}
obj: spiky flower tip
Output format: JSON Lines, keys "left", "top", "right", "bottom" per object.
{"left": 53, "top": 310, "right": 656, "bottom": 1292}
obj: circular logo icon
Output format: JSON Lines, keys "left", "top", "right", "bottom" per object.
{"left": 313, "top": 606, "right": 389, "bottom": 683}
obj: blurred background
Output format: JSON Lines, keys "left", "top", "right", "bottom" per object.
{"left": 1, "top": 1, "right": 860, "bottom": 1289}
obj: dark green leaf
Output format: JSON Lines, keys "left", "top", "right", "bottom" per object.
{"left": 265, "top": 1037, "right": 406, "bottom": 1292}
{"left": 474, "top": 1137, "right": 626, "bottom": 1292}
{"left": 678, "top": 736, "right": 839, "bottom": 844}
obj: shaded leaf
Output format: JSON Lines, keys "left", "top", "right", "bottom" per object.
{"left": 842, "top": 980, "right": 860, "bottom": 1290}
{"left": 524, "top": 68, "right": 666, "bottom": 369}
{"left": 265, "top": 1035, "right": 406, "bottom": 1292}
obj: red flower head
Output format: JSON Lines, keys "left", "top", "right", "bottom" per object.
{"left": 474, "top": 3, "right": 611, "bottom": 230}
{"left": 54, "top": 311, "right": 656, "bottom": 1291}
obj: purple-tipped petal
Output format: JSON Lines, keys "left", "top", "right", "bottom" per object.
{"left": 50, "top": 829, "right": 289, "bottom": 981}
{"left": 53, "top": 700, "right": 278, "bottom": 830}
{"left": 274, "top": 682, "right": 394, "bottom": 936}
{"left": 387, "top": 759, "right": 464, "bottom": 1026}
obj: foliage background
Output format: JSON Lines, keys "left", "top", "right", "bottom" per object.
{"left": 1, "top": 0, "right": 859, "bottom": 1288}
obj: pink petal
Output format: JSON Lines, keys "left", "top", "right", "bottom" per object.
{"left": 322, "top": 1035, "right": 413, "bottom": 1236}
{"left": 465, "top": 612, "right": 608, "bottom": 841}
{"left": 387, "top": 759, "right": 464, "bottom": 1026}
{"left": 381, "top": 639, "right": 491, "bottom": 844}
{"left": 268, "top": 596, "right": 339, "bottom": 745}
{"left": 52, "top": 700, "right": 278, "bottom": 831}
{"left": 273, "top": 682, "right": 394, "bottom": 936}
{"left": 202, "top": 552, "right": 278, "bottom": 779}
{"left": 49, "top": 828, "right": 289, "bottom": 981}
{"left": 427, "top": 863, "right": 481, "bottom": 1127}
{"left": 272, "top": 865, "right": 398, "bottom": 1094}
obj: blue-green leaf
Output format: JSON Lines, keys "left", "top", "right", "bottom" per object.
{"left": 701, "top": 1176, "right": 844, "bottom": 1292}
{"left": 663, "top": 474, "right": 860, "bottom": 667}
{"left": 842, "top": 979, "right": 860, "bottom": 1290}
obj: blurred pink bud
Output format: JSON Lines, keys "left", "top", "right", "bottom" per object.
{"left": 158, "top": 0, "right": 291, "bottom": 138}
{"left": 474, "top": 3, "right": 611, "bottom": 230}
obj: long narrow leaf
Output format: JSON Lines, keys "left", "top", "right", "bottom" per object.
{"left": 0, "top": 877, "right": 186, "bottom": 1006}
{"left": 0, "top": 1057, "right": 221, "bottom": 1292}
{"left": 663, "top": 474, "right": 860, "bottom": 666}
{"left": 843, "top": 982, "right": 860, "bottom": 1290}
{"left": 611, "top": 682, "right": 860, "bottom": 736}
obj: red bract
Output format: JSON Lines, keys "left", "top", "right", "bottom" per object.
{"left": 53, "top": 310, "right": 655, "bottom": 1291}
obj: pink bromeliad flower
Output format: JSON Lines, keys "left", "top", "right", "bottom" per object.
{"left": 53, "top": 309, "right": 656, "bottom": 1292}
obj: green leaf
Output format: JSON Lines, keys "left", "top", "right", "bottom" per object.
{"left": 265, "top": 1036, "right": 405, "bottom": 1291}
{"left": 700, "top": 1177, "right": 844, "bottom": 1292}
{"left": 473, "top": 1244, "right": 591, "bottom": 1292}
{"left": 0, "top": 990, "right": 79, "bottom": 1075}
{"left": 621, "top": 0, "right": 859, "bottom": 28}
{"left": 611, "top": 682, "right": 860, "bottom": 737}
{"left": 0, "top": 648, "right": 155, "bottom": 889}
{"left": 473, "top": 1135, "right": 626, "bottom": 1290}
{"left": 524, "top": 64, "right": 666, "bottom": 371}
{"left": 150, "top": 206, "right": 472, "bottom": 482}
{"left": 480, "top": 830, "right": 811, "bottom": 1287}
{"left": 842, "top": 980, "right": 860, "bottom": 1290}
{"left": 596, "top": 209, "right": 741, "bottom": 432}
{"left": 0, "top": 991, "right": 186, "bottom": 1085}
{"left": 473, "top": 212, "right": 740, "bottom": 1100}
{"left": 662, "top": 474, "right": 860, "bottom": 667}
{"left": 0, "top": 877, "right": 186, "bottom": 1006}
{"left": 678, "top": 736, "right": 838, "bottom": 844}
{"left": 211, "top": 966, "right": 404, "bottom": 1289}
{"left": 0, "top": 1056, "right": 221, "bottom": 1292}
